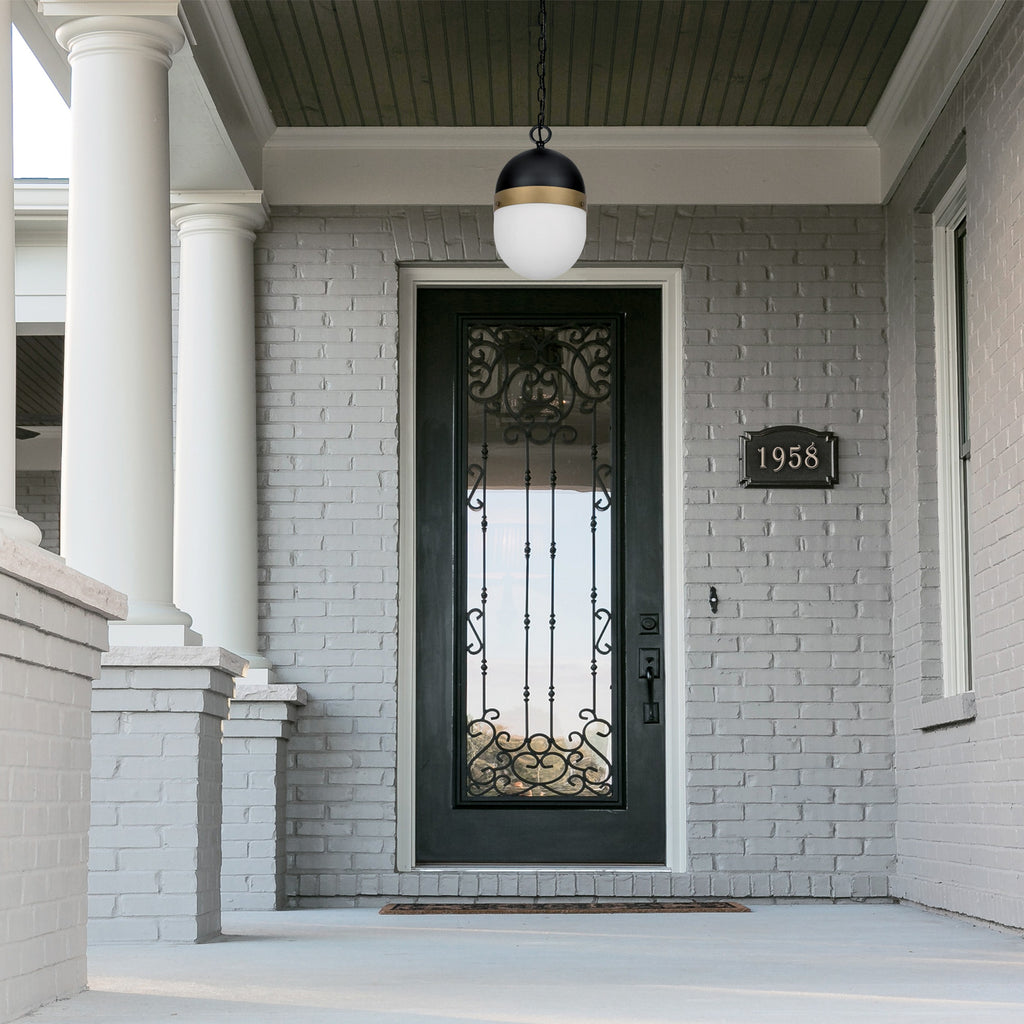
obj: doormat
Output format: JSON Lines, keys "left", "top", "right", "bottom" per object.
{"left": 380, "top": 900, "right": 749, "bottom": 915}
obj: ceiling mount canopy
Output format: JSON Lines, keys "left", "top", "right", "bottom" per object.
{"left": 493, "top": 0, "right": 587, "bottom": 280}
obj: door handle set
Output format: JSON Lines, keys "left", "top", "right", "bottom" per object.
{"left": 639, "top": 648, "right": 661, "bottom": 725}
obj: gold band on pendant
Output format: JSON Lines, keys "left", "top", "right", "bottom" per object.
{"left": 494, "top": 186, "right": 587, "bottom": 211}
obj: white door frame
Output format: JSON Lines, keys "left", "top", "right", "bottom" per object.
{"left": 396, "top": 264, "right": 685, "bottom": 871}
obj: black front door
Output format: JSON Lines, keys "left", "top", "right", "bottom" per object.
{"left": 415, "top": 287, "right": 664, "bottom": 864}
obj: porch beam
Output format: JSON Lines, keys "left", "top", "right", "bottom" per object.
{"left": 263, "top": 126, "right": 882, "bottom": 207}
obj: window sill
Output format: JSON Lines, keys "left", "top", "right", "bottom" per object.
{"left": 911, "top": 690, "right": 976, "bottom": 731}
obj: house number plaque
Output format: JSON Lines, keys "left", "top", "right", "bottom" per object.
{"left": 739, "top": 425, "right": 838, "bottom": 488}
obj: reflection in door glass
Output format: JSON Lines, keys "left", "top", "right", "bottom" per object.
{"left": 463, "top": 320, "right": 616, "bottom": 798}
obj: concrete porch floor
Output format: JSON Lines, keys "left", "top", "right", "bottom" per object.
{"left": 22, "top": 904, "right": 1024, "bottom": 1024}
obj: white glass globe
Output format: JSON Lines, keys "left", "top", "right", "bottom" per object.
{"left": 494, "top": 203, "right": 587, "bottom": 280}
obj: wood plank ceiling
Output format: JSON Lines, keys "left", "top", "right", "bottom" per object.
{"left": 231, "top": 0, "right": 926, "bottom": 129}
{"left": 16, "top": 336, "right": 63, "bottom": 429}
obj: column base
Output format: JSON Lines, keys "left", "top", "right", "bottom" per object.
{"left": 109, "top": 621, "right": 202, "bottom": 646}
{"left": 110, "top": 598, "right": 201, "bottom": 646}
{"left": 0, "top": 504, "right": 42, "bottom": 546}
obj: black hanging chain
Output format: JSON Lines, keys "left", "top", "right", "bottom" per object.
{"left": 530, "top": 0, "right": 551, "bottom": 147}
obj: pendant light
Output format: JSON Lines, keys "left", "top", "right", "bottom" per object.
{"left": 494, "top": 0, "right": 586, "bottom": 280}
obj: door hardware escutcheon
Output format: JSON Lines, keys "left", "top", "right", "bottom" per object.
{"left": 638, "top": 648, "right": 661, "bottom": 679}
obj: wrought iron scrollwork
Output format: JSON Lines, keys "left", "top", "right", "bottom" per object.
{"left": 466, "top": 709, "right": 613, "bottom": 797}
{"left": 466, "top": 323, "right": 612, "bottom": 445}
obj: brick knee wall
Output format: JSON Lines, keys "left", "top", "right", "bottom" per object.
{"left": 0, "top": 541, "right": 123, "bottom": 1022}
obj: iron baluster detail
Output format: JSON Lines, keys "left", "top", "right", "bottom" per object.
{"left": 589, "top": 410, "right": 613, "bottom": 710}
{"left": 465, "top": 319, "right": 615, "bottom": 799}
{"left": 548, "top": 440, "right": 557, "bottom": 737}
{"left": 465, "top": 417, "right": 489, "bottom": 710}
{"left": 522, "top": 442, "right": 532, "bottom": 733}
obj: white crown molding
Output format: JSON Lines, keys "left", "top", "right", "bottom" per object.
{"left": 870, "top": 0, "right": 1005, "bottom": 199}
{"left": 265, "top": 125, "right": 878, "bottom": 152}
{"left": 264, "top": 126, "right": 881, "bottom": 206}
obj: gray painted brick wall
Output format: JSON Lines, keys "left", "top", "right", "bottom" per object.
{"left": 682, "top": 207, "right": 893, "bottom": 900}
{"left": 255, "top": 202, "right": 894, "bottom": 903}
{"left": 0, "top": 552, "right": 115, "bottom": 1022}
{"left": 887, "top": 1, "right": 1024, "bottom": 929}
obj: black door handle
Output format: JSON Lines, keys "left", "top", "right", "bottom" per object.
{"left": 641, "top": 658, "right": 660, "bottom": 725}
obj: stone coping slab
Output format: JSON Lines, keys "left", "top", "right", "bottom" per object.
{"left": 0, "top": 534, "right": 127, "bottom": 620}
{"left": 233, "top": 682, "right": 308, "bottom": 705}
{"left": 101, "top": 645, "right": 249, "bottom": 677}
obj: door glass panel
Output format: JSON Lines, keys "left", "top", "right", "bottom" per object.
{"left": 463, "top": 319, "right": 616, "bottom": 799}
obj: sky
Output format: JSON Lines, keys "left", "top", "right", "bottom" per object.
{"left": 13, "top": 26, "right": 70, "bottom": 179}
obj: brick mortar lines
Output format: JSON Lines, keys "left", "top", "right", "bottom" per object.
{"left": 886, "top": 0, "right": 1024, "bottom": 930}
{"left": 255, "top": 204, "right": 894, "bottom": 903}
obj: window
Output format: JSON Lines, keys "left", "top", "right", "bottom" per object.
{"left": 933, "top": 170, "right": 972, "bottom": 697}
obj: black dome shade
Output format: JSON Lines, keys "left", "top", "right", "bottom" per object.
{"left": 495, "top": 146, "right": 585, "bottom": 193}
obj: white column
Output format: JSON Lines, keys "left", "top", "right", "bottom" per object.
{"left": 0, "top": 0, "right": 41, "bottom": 545}
{"left": 55, "top": 14, "right": 194, "bottom": 639}
{"left": 172, "top": 199, "right": 270, "bottom": 669}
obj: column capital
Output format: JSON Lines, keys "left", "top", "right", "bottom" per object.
{"left": 171, "top": 192, "right": 269, "bottom": 237}
{"left": 54, "top": 13, "right": 185, "bottom": 68}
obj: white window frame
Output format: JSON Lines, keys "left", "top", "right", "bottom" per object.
{"left": 933, "top": 169, "right": 972, "bottom": 700}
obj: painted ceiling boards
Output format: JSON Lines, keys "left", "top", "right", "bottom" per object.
{"left": 16, "top": 336, "right": 63, "bottom": 427}
{"left": 230, "top": 0, "right": 927, "bottom": 129}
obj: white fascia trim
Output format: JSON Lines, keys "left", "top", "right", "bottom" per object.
{"left": 871, "top": 0, "right": 1005, "bottom": 200}
{"left": 396, "top": 264, "right": 686, "bottom": 873}
{"left": 14, "top": 181, "right": 69, "bottom": 213}
{"left": 181, "top": 0, "right": 276, "bottom": 146}
{"left": 265, "top": 126, "right": 881, "bottom": 206}
{"left": 15, "top": 182, "right": 69, "bottom": 245}
{"left": 170, "top": 188, "right": 266, "bottom": 208}
{"left": 37, "top": 1, "right": 180, "bottom": 16}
